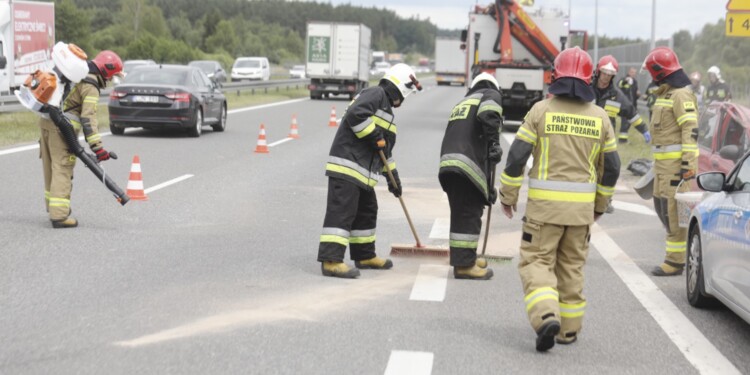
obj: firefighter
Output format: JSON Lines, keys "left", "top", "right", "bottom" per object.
{"left": 705, "top": 66, "right": 732, "bottom": 104}
{"left": 39, "top": 50, "right": 123, "bottom": 228}
{"left": 317, "top": 63, "right": 422, "bottom": 278}
{"left": 499, "top": 47, "right": 620, "bottom": 351}
{"left": 618, "top": 67, "right": 641, "bottom": 109}
{"left": 689, "top": 71, "right": 706, "bottom": 109}
{"left": 593, "top": 55, "right": 649, "bottom": 144}
{"left": 438, "top": 72, "right": 504, "bottom": 280}
{"left": 643, "top": 47, "right": 698, "bottom": 276}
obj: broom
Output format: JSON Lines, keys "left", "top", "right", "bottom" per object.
{"left": 379, "top": 150, "right": 449, "bottom": 257}
{"left": 478, "top": 166, "right": 513, "bottom": 264}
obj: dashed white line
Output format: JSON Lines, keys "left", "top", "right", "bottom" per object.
{"left": 144, "top": 174, "right": 194, "bottom": 194}
{"left": 409, "top": 265, "right": 450, "bottom": 302}
{"left": 591, "top": 224, "right": 741, "bottom": 375}
{"left": 428, "top": 218, "right": 450, "bottom": 240}
{"left": 384, "top": 350, "right": 433, "bottom": 375}
{"left": 612, "top": 200, "right": 657, "bottom": 216}
{"left": 227, "top": 98, "right": 309, "bottom": 115}
{"left": 268, "top": 137, "right": 294, "bottom": 147}
{"left": 0, "top": 132, "right": 112, "bottom": 156}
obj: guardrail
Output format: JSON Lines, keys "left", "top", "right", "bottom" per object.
{"left": 0, "top": 78, "right": 311, "bottom": 113}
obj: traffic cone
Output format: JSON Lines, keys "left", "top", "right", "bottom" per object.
{"left": 126, "top": 155, "right": 148, "bottom": 201}
{"left": 288, "top": 114, "right": 300, "bottom": 139}
{"left": 254, "top": 124, "right": 270, "bottom": 153}
{"left": 328, "top": 106, "right": 338, "bottom": 127}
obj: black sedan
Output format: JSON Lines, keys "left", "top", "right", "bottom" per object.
{"left": 108, "top": 65, "right": 227, "bottom": 137}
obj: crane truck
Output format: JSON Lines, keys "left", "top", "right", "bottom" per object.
{"left": 462, "top": 0, "right": 587, "bottom": 129}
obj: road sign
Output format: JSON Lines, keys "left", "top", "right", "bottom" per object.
{"left": 726, "top": 12, "right": 750, "bottom": 36}
{"left": 727, "top": 0, "right": 750, "bottom": 11}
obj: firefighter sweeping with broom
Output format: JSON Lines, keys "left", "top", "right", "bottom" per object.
{"left": 499, "top": 47, "right": 620, "bottom": 351}
{"left": 317, "top": 64, "right": 422, "bottom": 278}
{"left": 438, "top": 72, "right": 503, "bottom": 280}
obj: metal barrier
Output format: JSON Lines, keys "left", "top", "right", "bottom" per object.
{"left": 0, "top": 79, "right": 310, "bottom": 113}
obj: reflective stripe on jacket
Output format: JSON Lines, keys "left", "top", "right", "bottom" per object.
{"left": 649, "top": 85, "right": 698, "bottom": 175}
{"left": 63, "top": 74, "right": 104, "bottom": 150}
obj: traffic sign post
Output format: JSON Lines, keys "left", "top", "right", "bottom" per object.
{"left": 726, "top": 1, "right": 750, "bottom": 36}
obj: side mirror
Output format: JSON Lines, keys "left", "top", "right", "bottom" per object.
{"left": 0, "top": 56, "right": 6, "bottom": 69}
{"left": 696, "top": 172, "right": 726, "bottom": 192}
{"left": 719, "top": 144, "right": 741, "bottom": 161}
{"left": 460, "top": 29, "right": 468, "bottom": 43}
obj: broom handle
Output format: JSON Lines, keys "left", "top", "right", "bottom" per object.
{"left": 481, "top": 166, "right": 495, "bottom": 257}
{"left": 379, "top": 150, "right": 423, "bottom": 247}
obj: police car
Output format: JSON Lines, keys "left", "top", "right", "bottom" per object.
{"left": 687, "top": 152, "right": 750, "bottom": 324}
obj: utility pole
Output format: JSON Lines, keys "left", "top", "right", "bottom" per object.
{"left": 594, "top": 0, "right": 598, "bottom": 63}
{"left": 650, "top": 0, "right": 656, "bottom": 49}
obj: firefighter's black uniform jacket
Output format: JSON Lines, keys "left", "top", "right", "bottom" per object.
{"left": 438, "top": 85, "right": 503, "bottom": 266}
{"left": 593, "top": 77, "right": 646, "bottom": 140}
{"left": 706, "top": 81, "right": 732, "bottom": 103}
{"left": 318, "top": 86, "right": 397, "bottom": 262}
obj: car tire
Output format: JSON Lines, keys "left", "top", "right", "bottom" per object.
{"left": 110, "top": 123, "right": 125, "bottom": 135}
{"left": 187, "top": 107, "right": 203, "bottom": 138}
{"left": 212, "top": 104, "right": 227, "bottom": 132}
{"left": 686, "top": 228, "right": 718, "bottom": 308}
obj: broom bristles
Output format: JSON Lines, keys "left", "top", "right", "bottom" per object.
{"left": 390, "top": 243, "right": 449, "bottom": 257}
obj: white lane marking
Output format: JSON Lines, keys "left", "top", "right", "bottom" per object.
{"left": 268, "top": 137, "right": 294, "bottom": 148}
{"left": 591, "top": 224, "right": 741, "bottom": 375}
{"left": 0, "top": 132, "right": 112, "bottom": 156}
{"left": 615, "top": 185, "right": 630, "bottom": 192}
{"left": 501, "top": 132, "right": 533, "bottom": 170}
{"left": 611, "top": 200, "right": 657, "bottom": 216}
{"left": 428, "top": 218, "right": 450, "bottom": 240}
{"left": 227, "top": 98, "right": 309, "bottom": 115}
{"left": 409, "top": 265, "right": 450, "bottom": 302}
{"left": 144, "top": 174, "right": 194, "bottom": 194}
{"left": 384, "top": 351, "right": 433, "bottom": 375}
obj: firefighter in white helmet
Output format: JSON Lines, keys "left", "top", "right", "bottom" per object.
{"left": 705, "top": 65, "right": 731, "bottom": 104}
{"left": 438, "top": 72, "right": 504, "bottom": 280}
{"left": 593, "top": 55, "right": 649, "bottom": 144}
{"left": 317, "top": 63, "right": 422, "bottom": 278}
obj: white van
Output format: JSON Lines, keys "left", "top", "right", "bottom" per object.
{"left": 231, "top": 57, "right": 270, "bottom": 82}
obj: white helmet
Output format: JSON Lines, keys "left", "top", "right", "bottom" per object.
{"left": 470, "top": 72, "right": 499, "bottom": 90}
{"left": 51, "top": 42, "right": 89, "bottom": 83}
{"left": 707, "top": 65, "right": 722, "bottom": 80}
{"left": 382, "top": 63, "right": 422, "bottom": 100}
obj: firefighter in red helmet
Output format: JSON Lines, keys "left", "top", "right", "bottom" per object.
{"left": 642, "top": 47, "right": 698, "bottom": 276}
{"left": 39, "top": 50, "right": 123, "bottom": 228}
{"left": 500, "top": 47, "right": 620, "bottom": 351}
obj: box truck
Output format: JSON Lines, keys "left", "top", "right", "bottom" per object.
{"left": 0, "top": 0, "right": 55, "bottom": 95}
{"left": 306, "top": 22, "right": 371, "bottom": 100}
{"left": 435, "top": 38, "right": 465, "bottom": 86}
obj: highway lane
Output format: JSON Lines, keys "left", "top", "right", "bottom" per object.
{"left": 0, "top": 84, "right": 748, "bottom": 373}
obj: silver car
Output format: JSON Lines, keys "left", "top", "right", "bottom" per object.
{"left": 688, "top": 151, "right": 750, "bottom": 324}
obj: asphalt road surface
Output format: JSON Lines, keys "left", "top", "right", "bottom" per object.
{"left": 1, "top": 81, "right": 749, "bottom": 374}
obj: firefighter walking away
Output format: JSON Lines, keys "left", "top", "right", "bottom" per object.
{"left": 438, "top": 72, "right": 504, "bottom": 280}
{"left": 499, "top": 47, "right": 620, "bottom": 351}
{"left": 317, "top": 64, "right": 422, "bottom": 278}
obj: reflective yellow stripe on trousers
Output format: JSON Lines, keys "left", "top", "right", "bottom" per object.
{"left": 525, "top": 287, "right": 559, "bottom": 312}
{"left": 652, "top": 144, "right": 683, "bottom": 160}
{"left": 560, "top": 301, "right": 586, "bottom": 318}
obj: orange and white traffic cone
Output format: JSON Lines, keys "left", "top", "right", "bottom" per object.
{"left": 126, "top": 155, "right": 148, "bottom": 201}
{"left": 254, "top": 124, "right": 270, "bottom": 153}
{"left": 288, "top": 114, "right": 300, "bottom": 139}
{"left": 328, "top": 106, "right": 338, "bottom": 127}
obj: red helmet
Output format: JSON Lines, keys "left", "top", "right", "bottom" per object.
{"left": 597, "top": 55, "right": 618, "bottom": 75}
{"left": 92, "top": 50, "right": 123, "bottom": 80}
{"left": 553, "top": 47, "right": 593, "bottom": 84}
{"left": 642, "top": 47, "right": 681, "bottom": 81}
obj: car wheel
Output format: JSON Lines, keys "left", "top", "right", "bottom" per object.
{"left": 212, "top": 104, "right": 227, "bottom": 132}
{"left": 686, "top": 228, "right": 717, "bottom": 307}
{"left": 187, "top": 107, "right": 203, "bottom": 137}
{"left": 110, "top": 123, "right": 124, "bottom": 135}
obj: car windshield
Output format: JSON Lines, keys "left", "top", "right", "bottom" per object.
{"left": 123, "top": 69, "right": 189, "bottom": 86}
{"left": 236, "top": 60, "right": 260, "bottom": 68}
{"left": 123, "top": 62, "right": 149, "bottom": 72}
{"left": 292, "top": 65, "right": 305, "bottom": 70}
{"left": 189, "top": 62, "right": 216, "bottom": 73}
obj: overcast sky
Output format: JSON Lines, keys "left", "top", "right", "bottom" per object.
{"left": 323, "top": 0, "right": 727, "bottom": 40}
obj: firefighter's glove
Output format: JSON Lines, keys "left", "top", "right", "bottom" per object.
{"left": 642, "top": 131, "right": 652, "bottom": 143}
{"left": 387, "top": 169, "right": 402, "bottom": 198}
{"left": 680, "top": 168, "right": 696, "bottom": 180}
{"left": 488, "top": 187, "right": 498, "bottom": 205}
{"left": 95, "top": 148, "right": 111, "bottom": 162}
{"left": 371, "top": 129, "right": 386, "bottom": 151}
{"left": 488, "top": 143, "right": 503, "bottom": 165}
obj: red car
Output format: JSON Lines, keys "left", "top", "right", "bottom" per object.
{"left": 698, "top": 102, "right": 750, "bottom": 174}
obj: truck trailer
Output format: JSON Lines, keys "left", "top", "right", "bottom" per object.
{"left": 0, "top": 0, "right": 55, "bottom": 95}
{"left": 306, "top": 22, "right": 371, "bottom": 100}
{"left": 435, "top": 38, "right": 465, "bottom": 86}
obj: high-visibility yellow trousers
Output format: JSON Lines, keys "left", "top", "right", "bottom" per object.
{"left": 39, "top": 118, "right": 77, "bottom": 221}
{"left": 653, "top": 173, "right": 689, "bottom": 267}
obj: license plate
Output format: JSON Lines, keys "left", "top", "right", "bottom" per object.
{"left": 326, "top": 86, "right": 339, "bottom": 91}
{"left": 132, "top": 95, "right": 159, "bottom": 103}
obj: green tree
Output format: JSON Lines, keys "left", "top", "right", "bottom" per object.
{"left": 56, "top": 0, "right": 93, "bottom": 53}
{"left": 205, "top": 20, "right": 239, "bottom": 55}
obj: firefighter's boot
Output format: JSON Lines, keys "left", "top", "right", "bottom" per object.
{"left": 476, "top": 257, "right": 488, "bottom": 269}
{"left": 355, "top": 256, "right": 393, "bottom": 270}
{"left": 556, "top": 332, "right": 578, "bottom": 345}
{"left": 321, "top": 261, "right": 360, "bottom": 279}
{"left": 536, "top": 319, "right": 561, "bottom": 352}
{"left": 651, "top": 262, "right": 684, "bottom": 276}
{"left": 51, "top": 217, "right": 78, "bottom": 229}
{"left": 454, "top": 265, "right": 493, "bottom": 280}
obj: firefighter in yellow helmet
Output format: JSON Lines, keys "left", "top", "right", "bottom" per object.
{"left": 642, "top": 47, "right": 698, "bottom": 276}
{"left": 499, "top": 47, "right": 620, "bottom": 351}
{"left": 39, "top": 49, "right": 123, "bottom": 228}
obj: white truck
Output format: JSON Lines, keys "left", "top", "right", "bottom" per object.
{"left": 306, "top": 22, "right": 371, "bottom": 100}
{"left": 435, "top": 38, "right": 465, "bottom": 86}
{"left": 0, "top": 0, "right": 55, "bottom": 95}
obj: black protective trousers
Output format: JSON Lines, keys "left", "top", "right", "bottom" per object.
{"left": 441, "top": 174, "right": 486, "bottom": 267}
{"left": 317, "top": 177, "right": 378, "bottom": 262}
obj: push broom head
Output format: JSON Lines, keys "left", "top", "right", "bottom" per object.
{"left": 390, "top": 243, "right": 449, "bottom": 257}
